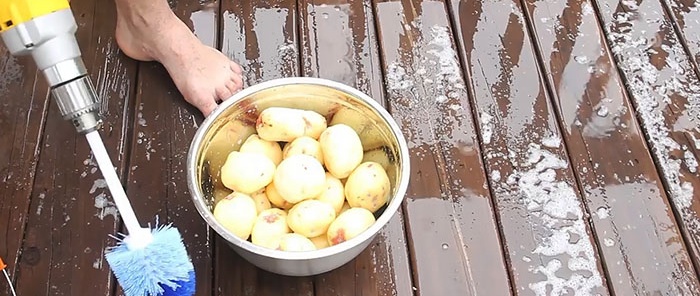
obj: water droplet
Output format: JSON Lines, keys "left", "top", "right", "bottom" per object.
{"left": 604, "top": 238, "right": 615, "bottom": 247}
{"left": 597, "top": 206, "right": 610, "bottom": 219}
{"left": 322, "top": 13, "right": 329, "bottom": 19}
{"left": 335, "top": 6, "right": 341, "bottom": 11}
{"left": 597, "top": 105, "right": 609, "bottom": 117}
{"left": 574, "top": 55, "right": 590, "bottom": 64}
{"left": 441, "top": 243, "right": 449, "bottom": 249}
{"left": 522, "top": 256, "right": 532, "bottom": 262}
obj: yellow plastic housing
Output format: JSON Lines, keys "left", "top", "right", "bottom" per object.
{"left": 0, "top": 0, "right": 70, "bottom": 32}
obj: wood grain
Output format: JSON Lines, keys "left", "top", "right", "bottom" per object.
{"left": 0, "top": 19, "right": 50, "bottom": 296}
{"left": 518, "top": 0, "right": 700, "bottom": 294}
{"left": 449, "top": 0, "right": 612, "bottom": 294}
{"left": 13, "top": 0, "right": 138, "bottom": 294}
{"left": 120, "top": 0, "right": 220, "bottom": 295}
{"left": 373, "top": 0, "right": 512, "bottom": 294}
{"left": 215, "top": 0, "right": 315, "bottom": 294}
{"left": 593, "top": 0, "right": 700, "bottom": 276}
{"left": 663, "top": 0, "right": 700, "bottom": 75}
{"left": 297, "top": 0, "right": 414, "bottom": 295}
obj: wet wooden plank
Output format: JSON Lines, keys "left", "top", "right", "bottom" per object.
{"left": 373, "top": 0, "right": 512, "bottom": 294}
{"left": 121, "top": 1, "right": 220, "bottom": 295}
{"left": 519, "top": 0, "right": 700, "bottom": 293}
{"left": 215, "top": 1, "right": 315, "bottom": 295}
{"left": 297, "top": 1, "right": 413, "bottom": 295}
{"left": 593, "top": 0, "right": 700, "bottom": 274}
{"left": 448, "top": 0, "right": 612, "bottom": 294}
{"left": 0, "top": 24, "right": 50, "bottom": 296}
{"left": 13, "top": 0, "right": 138, "bottom": 294}
{"left": 663, "top": 0, "right": 700, "bottom": 73}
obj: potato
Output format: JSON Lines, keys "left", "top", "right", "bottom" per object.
{"left": 310, "top": 234, "right": 330, "bottom": 249}
{"left": 239, "top": 134, "right": 283, "bottom": 166}
{"left": 329, "top": 107, "right": 384, "bottom": 150}
{"left": 250, "top": 189, "right": 272, "bottom": 214}
{"left": 314, "top": 173, "right": 345, "bottom": 214}
{"left": 273, "top": 154, "right": 326, "bottom": 204}
{"left": 327, "top": 207, "right": 376, "bottom": 246}
{"left": 265, "top": 182, "right": 295, "bottom": 210}
{"left": 278, "top": 233, "right": 316, "bottom": 252}
{"left": 205, "top": 119, "right": 256, "bottom": 183}
{"left": 221, "top": 151, "right": 276, "bottom": 194}
{"left": 300, "top": 110, "right": 328, "bottom": 140}
{"left": 256, "top": 107, "right": 327, "bottom": 142}
{"left": 344, "top": 162, "right": 390, "bottom": 213}
{"left": 287, "top": 200, "right": 336, "bottom": 238}
{"left": 282, "top": 136, "right": 324, "bottom": 165}
{"left": 319, "top": 124, "right": 363, "bottom": 179}
{"left": 251, "top": 208, "right": 290, "bottom": 249}
{"left": 213, "top": 192, "right": 258, "bottom": 240}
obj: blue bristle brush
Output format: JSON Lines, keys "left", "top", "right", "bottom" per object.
{"left": 85, "top": 131, "right": 195, "bottom": 296}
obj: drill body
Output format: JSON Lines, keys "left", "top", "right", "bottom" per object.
{"left": 0, "top": 0, "right": 101, "bottom": 134}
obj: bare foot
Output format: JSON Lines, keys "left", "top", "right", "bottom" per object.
{"left": 114, "top": 0, "right": 243, "bottom": 117}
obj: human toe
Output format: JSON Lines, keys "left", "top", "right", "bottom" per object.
{"left": 231, "top": 62, "right": 243, "bottom": 75}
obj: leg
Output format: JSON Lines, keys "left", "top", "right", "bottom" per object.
{"left": 114, "top": 0, "right": 244, "bottom": 117}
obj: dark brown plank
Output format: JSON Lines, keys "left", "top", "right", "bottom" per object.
{"left": 215, "top": 1, "right": 315, "bottom": 295}
{"left": 121, "top": 1, "right": 221, "bottom": 295}
{"left": 0, "top": 25, "right": 50, "bottom": 296}
{"left": 518, "top": 0, "right": 700, "bottom": 294}
{"left": 13, "top": 0, "right": 138, "bottom": 294}
{"left": 297, "top": 1, "right": 414, "bottom": 295}
{"left": 664, "top": 0, "right": 700, "bottom": 74}
{"left": 373, "top": 0, "right": 512, "bottom": 294}
{"left": 449, "top": 0, "right": 612, "bottom": 294}
{"left": 593, "top": 0, "right": 700, "bottom": 274}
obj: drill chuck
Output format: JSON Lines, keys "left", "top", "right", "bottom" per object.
{"left": 0, "top": 5, "right": 103, "bottom": 134}
{"left": 52, "top": 75, "right": 102, "bottom": 134}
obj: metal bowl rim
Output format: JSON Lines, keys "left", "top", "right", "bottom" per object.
{"left": 187, "top": 77, "right": 410, "bottom": 261}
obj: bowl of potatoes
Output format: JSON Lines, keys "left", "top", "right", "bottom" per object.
{"left": 186, "top": 77, "right": 410, "bottom": 276}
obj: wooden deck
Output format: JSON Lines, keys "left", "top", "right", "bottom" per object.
{"left": 1, "top": 0, "right": 699, "bottom": 294}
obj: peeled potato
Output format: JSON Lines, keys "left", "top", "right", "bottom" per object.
{"left": 256, "top": 107, "right": 327, "bottom": 142}
{"left": 278, "top": 233, "right": 316, "bottom": 252}
{"left": 251, "top": 208, "right": 291, "bottom": 249}
{"left": 240, "top": 134, "right": 283, "bottom": 166}
{"left": 345, "top": 162, "right": 390, "bottom": 213}
{"left": 213, "top": 192, "right": 258, "bottom": 240}
{"left": 327, "top": 207, "right": 376, "bottom": 246}
{"left": 221, "top": 151, "right": 276, "bottom": 194}
{"left": 320, "top": 124, "right": 363, "bottom": 179}
{"left": 265, "top": 182, "right": 294, "bottom": 210}
{"left": 273, "top": 154, "right": 326, "bottom": 204}
{"left": 310, "top": 234, "right": 330, "bottom": 249}
{"left": 282, "top": 136, "right": 324, "bottom": 165}
{"left": 250, "top": 189, "right": 272, "bottom": 214}
{"left": 329, "top": 107, "right": 384, "bottom": 150}
{"left": 315, "top": 173, "right": 345, "bottom": 214}
{"left": 300, "top": 110, "right": 328, "bottom": 139}
{"left": 287, "top": 200, "right": 336, "bottom": 238}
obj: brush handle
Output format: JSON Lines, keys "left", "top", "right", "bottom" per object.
{"left": 85, "top": 131, "right": 143, "bottom": 235}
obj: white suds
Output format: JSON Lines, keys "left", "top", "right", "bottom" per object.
{"left": 480, "top": 112, "right": 494, "bottom": 144}
{"left": 542, "top": 134, "right": 561, "bottom": 148}
{"left": 513, "top": 144, "right": 603, "bottom": 295}
{"left": 602, "top": 3, "right": 699, "bottom": 222}
{"left": 384, "top": 22, "right": 471, "bottom": 153}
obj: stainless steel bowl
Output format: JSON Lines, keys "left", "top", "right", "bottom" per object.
{"left": 186, "top": 77, "right": 410, "bottom": 276}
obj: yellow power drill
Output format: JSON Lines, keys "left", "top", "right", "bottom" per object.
{"left": 0, "top": 0, "right": 101, "bottom": 134}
